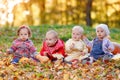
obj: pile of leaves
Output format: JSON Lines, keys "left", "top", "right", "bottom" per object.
{"left": 0, "top": 52, "right": 120, "bottom": 80}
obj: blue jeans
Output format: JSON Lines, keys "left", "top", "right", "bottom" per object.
{"left": 11, "top": 57, "right": 20, "bottom": 63}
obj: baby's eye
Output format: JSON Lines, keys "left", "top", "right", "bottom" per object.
{"left": 77, "top": 33, "right": 80, "bottom": 35}
{"left": 97, "top": 31, "right": 99, "bottom": 32}
{"left": 20, "top": 34, "right": 23, "bottom": 35}
{"left": 24, "top": 34, "right": 27, "bottom": 35}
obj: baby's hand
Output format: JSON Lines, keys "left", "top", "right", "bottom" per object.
{"left": 80, "top": 51, "right": 85, "bottom": 56}
{"left": 108, "top": 47, "right": 112, "bottom": 52}
{"left": 5, "top": 49, "right": 11, "bottom": 56}
{"left": 70, "top": 43, "right": 75, "bottom": 49}
{"left": 43, "top": 51, "right": 48, "bottom": 56}
{"left": 36, "top": 54, "right": 49, "bottom": 63}
{"left": 6, "top": 49, "right": 11, "bottom": 54}
{"left": 81, "top": 35, "right": 87, "bottom": 40}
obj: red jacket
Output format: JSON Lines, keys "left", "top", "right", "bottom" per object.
{"left": 40, "top": 39, "right": 66, "bottom": 61}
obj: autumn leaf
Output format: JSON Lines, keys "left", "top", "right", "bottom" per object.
{"left": 0, "top": 77, "right": 3, "bottom": 80}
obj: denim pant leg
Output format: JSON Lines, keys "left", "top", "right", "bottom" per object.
{"left": 11, "top": 57, "right": 20, "bottom": 63}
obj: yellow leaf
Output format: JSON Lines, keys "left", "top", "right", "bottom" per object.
{"left": 8, "top": 64, "right": 15, "bottom": 70}
{"left": 0, "top": 61, "right": 4, "bottom": 68}
{"left": 43, "top": 78, "right": 49, "bottom": 80}
{"left": 0, "top": 77, "right": 3, "bottom": 80}
{"left": 73, "top": 76, "right": 79, "bottom": 80}
{"left": 63, "top": 73, "right": 69, "bottom": 80}
{"left": 19, "top": 57, "right": 29, "bottom": 64}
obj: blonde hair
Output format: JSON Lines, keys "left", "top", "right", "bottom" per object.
{"left": 96, "top": 24, "right": 110, "bottom": 36}
{"left": 17, "top": 25, "right": 32, "bottom": 37}
{"left": 72, "top": 25, "right": 84, "bottom": 34}
{"left": 46, "top": 30, "right": 58, "bottom": 38}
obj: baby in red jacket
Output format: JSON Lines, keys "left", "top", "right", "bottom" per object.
{"left": 40, "top": 30, "right": 66, "bottom": 62}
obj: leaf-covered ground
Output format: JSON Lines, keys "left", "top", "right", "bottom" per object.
{"left": 0, "top": 25, "right": 120, "bottom": 80}
{"left": 0, "top": 53, "right": 120, "bottom": 80}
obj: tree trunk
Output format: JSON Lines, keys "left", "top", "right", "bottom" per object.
{"left": 39, "top": 0, "right": 45, "bottom": 24}
{"left": 86, "top": 0, "right": 92, "bottom": 26}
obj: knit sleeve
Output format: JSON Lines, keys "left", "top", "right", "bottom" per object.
{"left": 83, "top": 38, "right": 93, "bottom": 48}
{"left": 40, "top": 41, "right": 46, "bottom": 56}
{"left": 29, "top": 40, "right": 37, "bottom": 57}
{"left": 107, "top": 40, "right": 114, "bottom": 52}
{"left": 10, "top": 40, "right": 17, "bottom": 53}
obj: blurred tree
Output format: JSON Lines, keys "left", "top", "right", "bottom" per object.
{"left": 98, "top": 0, "right": 119, "bottom": 27}
{"left": 0, "top": 0, "right": 120, "bottom": 28}
{"left": 86, "top": 0, "right": 92, "bottom": 26}
{"left": 39, "top": 0, "right": 45, "bottom": 24}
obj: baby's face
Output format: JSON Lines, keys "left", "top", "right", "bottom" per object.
{"left": 96, "top": 27, "right": 106, "bottom": 39}
{"left": 72, "top": 29, "right": 82, "bottom": 41}
{"left": 45, "top": 33, "right": 57, "bottom": 47}
{"left": 19, "top": 28, "right": 29, "bottom": 41}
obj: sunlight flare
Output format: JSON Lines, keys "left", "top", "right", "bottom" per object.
{"left": 0, "top": 0, "right": 29, "bottom": 26}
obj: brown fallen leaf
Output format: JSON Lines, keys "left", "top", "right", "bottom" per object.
{"left": 13, "top": 76, "right": 18, "bottom": 80}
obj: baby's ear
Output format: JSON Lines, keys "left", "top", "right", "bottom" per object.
{"left": 55, "top": 38, "right": 58, "bottom": 42}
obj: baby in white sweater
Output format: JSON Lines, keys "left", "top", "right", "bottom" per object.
{"left": 64, "top": 26, "right": 88, "bottom": 62}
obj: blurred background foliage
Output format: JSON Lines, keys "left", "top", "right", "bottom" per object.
{"left": 0, "top": 0, "right": 120, "bottom": 28}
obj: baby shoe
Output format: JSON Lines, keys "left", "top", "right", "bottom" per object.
{"left": 103, "top": 54, "right": 113, "bottom": 63}
{"left": 11, "top": 57, "right": 19, "bottom": 64}
{"left": 63, "top": 58, "right": 72, "bottom": 64}
{"left": 81, "top": 57, "right": 90, "bottom": 64}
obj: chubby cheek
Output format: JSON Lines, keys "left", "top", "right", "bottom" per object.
{"left": 72, "top": 34, "right": 76, "bottom": 39}
{"left": 78, "top": 35, "right": 81, "bottom": 39}
{"left": 96, "top": 33, "right": 99, "bottom": 36}
{"left": 46, "top": 41, "right": 52, "bottom": 46}
{"left": 46, "top": 41, "right": 50, "bottom": 45}
{"left": 19, "top": 36, "right": 22, "bottom": 39}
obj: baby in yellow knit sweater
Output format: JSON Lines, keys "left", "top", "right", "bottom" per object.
{"left": 64, "top": 26, "right": 88, "bottom": 62}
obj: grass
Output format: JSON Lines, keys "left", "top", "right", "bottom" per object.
{"left": 0, "top": 24, "right": 120, "bottom": 52}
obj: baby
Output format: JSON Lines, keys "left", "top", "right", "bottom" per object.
{"left": 40, "top": 30, "right": 66, "bottom": 62}
{"left": 82, "top": 24, "right": 114, "bottom": 64}
{"left": 7, "top": 25, "right": 45, "bottom": 64}
{"left": 64, "top": 26, "right": 88, "bottom": 63}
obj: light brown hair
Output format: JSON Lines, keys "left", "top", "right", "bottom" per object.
{"left": 17, "top": 25, "right": 32, "bottom": 37}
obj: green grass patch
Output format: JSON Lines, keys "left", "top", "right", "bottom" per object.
{"left": 0, "top": 25, "right": 120, "bottom": 52}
